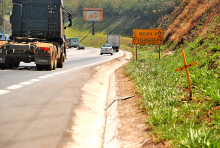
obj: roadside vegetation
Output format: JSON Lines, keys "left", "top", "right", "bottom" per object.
{"left": 64, "top": 0, "right": 182, "bottom": 23}
{"left": 0, "top": 0, "right": 12, "bottom": 34}
{"left": 126, "top": 36, "right": 220, "bottom": 147}
{"left": 65, "top": 0, "right": 220, "bottom": 147}
{"left": 125, "top": 0, "right": 220, "bottom": 147}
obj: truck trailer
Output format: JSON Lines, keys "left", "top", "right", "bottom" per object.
{"left": 0, "top": 0, "right": 72, "bottom": 70}
{"left": 107, "top": 35, "right": 120, "bottom": 52}
{"left": 66, "top": 37, "right": 79, "bottom": 48}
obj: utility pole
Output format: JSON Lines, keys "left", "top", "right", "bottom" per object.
{"left": 2, "top": 0, "right": 5, "bottom": 40}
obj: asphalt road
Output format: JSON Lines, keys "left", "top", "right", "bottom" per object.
{"left": 0, "top": 47, "right": 123, "bottom": 148}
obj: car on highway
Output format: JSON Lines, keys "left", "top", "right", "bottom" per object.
{"left": 100, "top": 44, "right": 113, "bottom": 55}
{"left": 77, "top": 44, "right": 85, "bottom": 50}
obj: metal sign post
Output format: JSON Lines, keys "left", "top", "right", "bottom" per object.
{"left": 175, "top": 49, "right": 197, "bottom": 98}
{"left": 136, "top": 44, "right": 137, "bottom": 61}
{"left": 92, "top": 21, "right": 94, "bottom": 35}
{"left": 2, "top": 0, "right": 5, "bottom": 40}
{"left": 159, "top": 45, "right": 161, "bottom": 59}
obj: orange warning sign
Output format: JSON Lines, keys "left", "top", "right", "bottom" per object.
{"left": 133, "top": 29, "right": 163, "bottom": 45}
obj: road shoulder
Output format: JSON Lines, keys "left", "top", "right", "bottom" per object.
{"left": 104, "top": 52, "right": 168, "bottom": 148}
{"left": 114, "top": 65, "right": 168, "bottom": 148}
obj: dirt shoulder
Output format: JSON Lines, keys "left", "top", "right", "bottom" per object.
{"left": 115, "top": 64, "right": 167, "bottom": 148}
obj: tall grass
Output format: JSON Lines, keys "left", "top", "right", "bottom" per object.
{"left": 125, "top": 34, "right": 220, "bottom": 147}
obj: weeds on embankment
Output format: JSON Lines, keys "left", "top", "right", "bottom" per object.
{"left": 125, "top": 33, "right": 220, "bottom": 147}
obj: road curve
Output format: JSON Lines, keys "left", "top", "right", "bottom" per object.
{"left": 0, "top": 47, "right": 124, "bottom": 148}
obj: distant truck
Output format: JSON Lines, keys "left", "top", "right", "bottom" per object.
{"left": 107, "top": 35, "right": 120, "bottom": 52}
{"left": 66, "top": 37, "right": 79, "bottom": 48}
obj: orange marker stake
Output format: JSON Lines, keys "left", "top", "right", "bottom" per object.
{"left": 175, "top": 49, "right": 197, "bottom": 98}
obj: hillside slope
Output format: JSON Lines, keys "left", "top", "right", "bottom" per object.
{"left": 123, "top": 0, "right": 220, "bottom": 147}
{"left": 162, "top": 0, "right": 220, "bottom": 49}
{"left": 65, "top": 17, "right": 153, "bottom": 38}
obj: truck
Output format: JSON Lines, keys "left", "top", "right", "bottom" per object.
{"left": 107, "top": 35, "right": 120, "bottom": 52}
{"left": 0, "top": 0, "right": 72, "bottom": 70}
{"left": 66, "top": 37, "right": 79, "bottom": 48}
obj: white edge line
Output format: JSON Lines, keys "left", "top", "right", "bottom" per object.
{"left": 20, "top": 81, "right": 34, "bottom": 85}
{"left": 0, "top": 51, "right": 124, "bottom": 95}
{"left": 7, "top": 85, "right": 23, "bottom": 90}
{"left": 0, "top": 90, "right": 10, "bottom": 95}
{"left": 71, "top": 50, "right": 124, "bottom": 70}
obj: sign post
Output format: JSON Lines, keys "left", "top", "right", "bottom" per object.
{"left": 83, "top": 8, "right": 103, "bottom": 35}
{"left": 175, "top": 49, "right": 197, "bottom": 98}
{"left": 2, "top": 0, "right": 5, "bottom": 40}
{"left": 133, "top": 29, "right": 163, "bottom": 61}
{"left": 159, "top": 45, "right": 161, "bottom": 59}
{"left": 92, "top": 21, "right": 94, "bottom": 35}
{"left": 136, "top": 44, "right": 137, "bottom": 61}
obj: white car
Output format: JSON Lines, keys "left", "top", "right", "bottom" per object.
{"left": 100, "top": 44, "right": 113, "bottom": 55}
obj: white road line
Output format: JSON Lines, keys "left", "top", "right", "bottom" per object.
{"left": 30, "top": 79, "right": 41, "bottom": 82}
{"left": 52, "top": 72, "right": 61, "bottom": 75}
{"left": 0, "top": 50, "right": 124, "bottom": 95}
{"left": 0, "top": 90, "right": 10, "bottom": 95}
{"left": 72, "top": 50, "right": 124, "bottom": 69}
{"left": 45, "top": 74, "right": 54, "bottom": 77}
{"left": 39, "top": 76, "right": 48, "bottom": 79}
{"left": 20, "top": 81, "right": 34, "bottom": 85}
{"left": 7, "top": 85, "right": 23, "bottom": 90}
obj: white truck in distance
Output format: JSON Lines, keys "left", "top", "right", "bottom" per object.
{"left": 107, "top": 35, "right": 120, "bottom": 52}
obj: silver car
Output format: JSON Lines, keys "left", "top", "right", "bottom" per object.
{"left": 100, "top": 44, "right": 113, "bottom": 55}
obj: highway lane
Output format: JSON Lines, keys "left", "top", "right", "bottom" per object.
{"left": 0, "top": 47, "right": 123, "bottom": 91}
{"left": 0, "top": 47, "right": 123, "bottom": 148}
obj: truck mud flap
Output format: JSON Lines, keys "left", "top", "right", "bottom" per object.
{"left": 35, "top": 56, "right": 51, "bottom": 65}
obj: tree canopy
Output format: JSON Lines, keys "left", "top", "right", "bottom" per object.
{"left": 0, "top": 0, "right": 12, "bottom": 32}
{"left": 64, "top": 0, "right": 183, "bottom": 22}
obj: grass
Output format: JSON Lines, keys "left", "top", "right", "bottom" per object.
{"left": 124, "top": 31, "right": 220, "bottom": 147}
{"left": 64, "top": 18, "right": 133, "bottom": 49}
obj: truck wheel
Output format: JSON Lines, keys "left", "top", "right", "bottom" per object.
{"left": 53, "top": 56, "right": 57, "bottom": 70}
{"left": 53, "top": 47, "right": 57, "bottom": 70}
{"left": 46, "top": 59, "right": 53, "bottom": 70}
{"left": 36, "top": 64, "right": 43, "bottom": 70}
{"left": 13, "top": 61, "right": 20, "bottom": 68}
{"left": 116, "top": 50, "right": 119, "bottom": 52}
{"left": 0, "top": 63, "right": 6, "bottom": 69}
{"left": 45, "top": 52, "right": 54, "bottom": 70}
{"left": 57, "top": 53, "right": 64, "bottom": 68}
{"left": 3, "top": 57, "right": 13, "bottom": 69}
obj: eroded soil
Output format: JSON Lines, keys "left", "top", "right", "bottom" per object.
{"left": 115, "top": 64, "right": 168, "bottom": 148}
